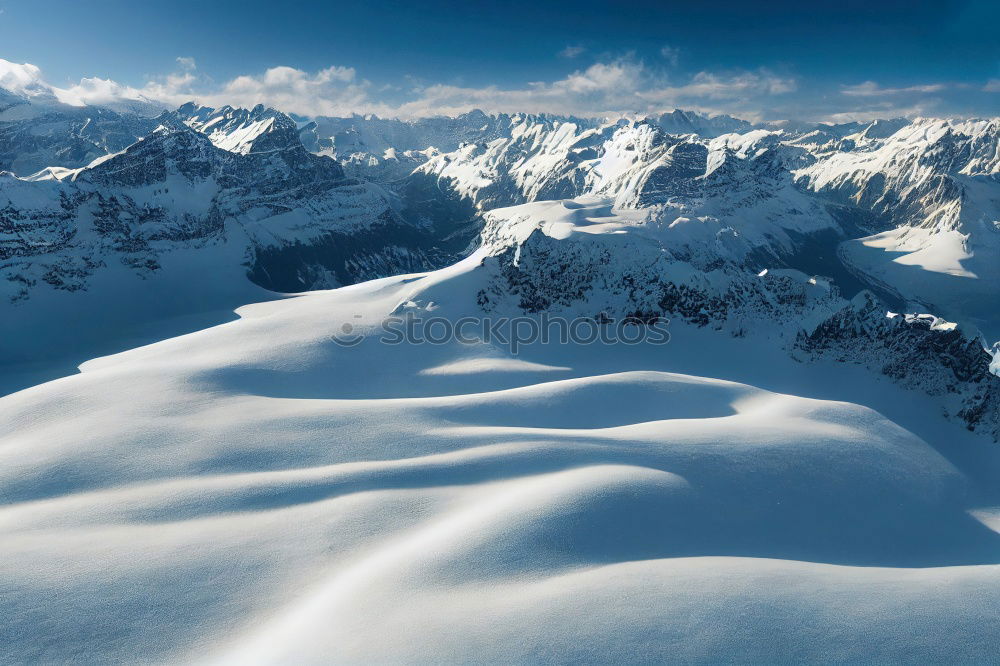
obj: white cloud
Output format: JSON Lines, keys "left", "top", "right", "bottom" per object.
{"left": 201, "top": 65, "right": 376, "bottom": 116}
{"left": 645, "top": 70, "right": 796, "bottom": 100}
{"left": 385, "top": 62, "right": 797, "bottom": 119}
{"left": 841, "top": 81, "right": 947, "bottom": 96}
{"left": 0, "top": 58, "right": 159, "bottom": 109}
{"left": 141, "top": 70, "right": 197, "bottom": 101}
{"left": 659, "top": 45, "right": 680, "bottom": 67}
{"left": 386, "top": 59, "right": 650, "bottom": 117}
{"left": 819, "top": 107, "right": 926, "bottom": 123}
{"left": 75, "top": 55, "right": 789, "bottom": 120}
{"left": 0, "top": 59, "right": 49, "bottom": 98}
{"left": 0, "top": 57, "right": 799, "bottom": 120}
{"left": 60, "top": 77, "right": 153, "bottom": 106}
{"left": 558, "top": 60, "right": 643, "bottom": 93}
{"left": 27, "top": 56, "right": 995, "bottom": 124}
{"left": 559, "top": 45, "right": 585, "bottom": 59}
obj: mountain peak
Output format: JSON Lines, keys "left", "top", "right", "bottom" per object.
{"left": 172, "top": 102, "right": 302, "bottom": 155}
{"left": 650, "top": 109, "right": 755, "bottom": 138}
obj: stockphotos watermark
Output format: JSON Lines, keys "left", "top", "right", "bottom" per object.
{"left": 331, "top": 312, "right": 670, "bottom": 354}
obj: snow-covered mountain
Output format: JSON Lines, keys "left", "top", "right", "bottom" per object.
{"left": 796, "top": 117, "right": 1000, "bottom": 336}
{"left": 2, "top": 204, "right": 999, "bottom": 662}
{"left": 0, "top": 59, "right": 164, "bottom": 175}
{"left": 300, "top": 110, "right": 595, "bottom": 184}
{"left": 651, "top": 108, "right": 755, "bottom": 136}
{"left": 0, "top": 105, "right": 478, "bottom": 378}
{"left": 1, "top": 80, "right": 1000, "bottom": 662}
{"left": 173, "top": 102, "right": 306, "bottom": 155}
{"left": 2, "top": 97, "right": 998, "bottom": 402}
{"left": 407, "top": 113, "right": 999, "bottom": 330}
{"left": 12, "top": 103, "right": 992, "bottom": 432}
{"left": 411, "top": 119, "right": 828, "bottom": 241}
{"left": 332, "top": 110, "right": 999, "bottom": 437}
{"left": 473, "top": 197, "right": 999, "bottom": 438}
{"left": 0, "top": 99, "right": 160, "bottom": 176}
{"left": 300, "top": 108, "right": 749, "bottom": 168}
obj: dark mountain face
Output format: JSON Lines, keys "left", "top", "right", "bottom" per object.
{"left": 0, "top": 105, "right": 159, "bottom": 176}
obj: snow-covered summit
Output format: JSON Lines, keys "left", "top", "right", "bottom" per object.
{"left": 650, "top": 108, "right": 754, "bottom": 137}
{"left": 173, "top": 102, "right": 305, "bottom": 155}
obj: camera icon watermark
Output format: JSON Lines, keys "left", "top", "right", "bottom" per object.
{"left": 332, "top": 312, "right": 670, "bottom": 355}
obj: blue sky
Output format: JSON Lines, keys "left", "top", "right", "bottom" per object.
{"left": 0, "top": 0, "right": 997, "bottom": 120}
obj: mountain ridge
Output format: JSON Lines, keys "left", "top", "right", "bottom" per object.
{"left": 1, "top": 95, "right": 998, "bottom": 443}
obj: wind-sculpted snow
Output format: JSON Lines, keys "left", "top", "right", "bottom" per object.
{"left": 2, "top": 240, "right": 999, "bottom": 662}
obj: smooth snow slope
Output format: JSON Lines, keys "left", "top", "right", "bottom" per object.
{"left": 2, "top": 252, "right": 1000, "bottom": 663}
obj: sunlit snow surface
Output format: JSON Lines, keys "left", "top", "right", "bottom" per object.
{"left": 2, "top": 241, "right": 1000, "bottom": 662}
